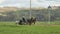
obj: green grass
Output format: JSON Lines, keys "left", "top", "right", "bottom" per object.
{"left": 0, "top": 22, "right": 60, "bottom": 34}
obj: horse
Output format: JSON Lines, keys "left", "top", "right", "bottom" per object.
{"left": 26, "top": 17, "right": 37, "bottom": 25}
{"left": 17, "top": 17, "right": 26, "bottom": 25}
{"left": 31, "top": 17, "right": 36, "bottom": 24}
{"left": 16, "top": 17, "right": 36, "bottom": 25}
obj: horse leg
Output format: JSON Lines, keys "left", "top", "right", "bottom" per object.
{"left": 28, "top": 22, "right": 32, "bottom": 25}
{"left": 29, "top": 23, "right": 31, "bottom": 25}
{"left": 34, "top": 22, "right": 35, "bottom": 24}
{"left": 19, "top": 22, "right": 22, "bottom": 25}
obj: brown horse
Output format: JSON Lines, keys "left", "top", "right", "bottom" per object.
{"left": 27, "top": 17, "right": 36, "bottom": 25}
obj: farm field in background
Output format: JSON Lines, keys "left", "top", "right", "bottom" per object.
{"left": 0, "top": 21, "right": 60, "bottom": 34}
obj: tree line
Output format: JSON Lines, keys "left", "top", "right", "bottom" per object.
{"left": 0, "top": 9, "right": 60, "bottom": 22}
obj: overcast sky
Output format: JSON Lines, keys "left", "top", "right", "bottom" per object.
{"left": 0, "top": 0, "right": 60, "bottom": 8}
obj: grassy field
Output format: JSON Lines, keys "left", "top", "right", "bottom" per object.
{"left": 0, "top": 22, "right": 60, "bottom": 34}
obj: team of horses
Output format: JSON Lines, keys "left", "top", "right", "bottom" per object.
{"left": 16, "top": 17, "right": 36, "bottom": 25}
